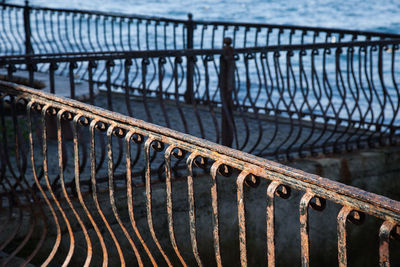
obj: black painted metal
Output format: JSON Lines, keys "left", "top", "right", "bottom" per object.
{"left": 0, "top": 1, "right": 399, "bottom": 160}
{"left": 1, "top": 1, "right": 400, "bottom": 57}
{"left": 1, "top": 38, "right": 399, "bottom": 160}
{"left": 23, "top": 0, "right": 33, "bottom": 54}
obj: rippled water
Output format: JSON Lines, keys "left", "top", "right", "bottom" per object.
{"left": 8, "top": 0, "right": 400, "bottom": 34}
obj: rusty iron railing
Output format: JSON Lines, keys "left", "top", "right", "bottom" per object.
{"left": 0, "top": 81, "right": 399, "bottom": 266}
{"left": 1, "top": 38, "right": 400, "bottom": 160}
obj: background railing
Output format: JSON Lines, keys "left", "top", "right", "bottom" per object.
{"left": 1, "top": 1, "right": 400, "bottom": 56}
{"left": 0, "top": 82, "right": 399, "bottom": 266}
{"left": 1, "top": 38, "right": 400, "bottom": 160}
{"left": 1, "top": 1, "right": 399, "bottom": 160}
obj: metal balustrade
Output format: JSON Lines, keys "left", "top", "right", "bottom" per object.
{"left": 0, "top": 81, "right": 399, "bottom": 266}
{"left": 0, "top": 1, "right": 400, "bottom": 56}
{"left": 0, "top": 3, "right": 400, "bottom": 265}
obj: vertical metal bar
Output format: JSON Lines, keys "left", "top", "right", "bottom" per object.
{"left": 144, "top": 138, "right": 172, "bottom": 267}
{"left": 302, "top": 194, "right": 326, "bottom": 266}
{"left": 56, "top": 110, "right": 77, "bottom": 266}
{"left": 379, "top": 221, "right": 397, "bottom": 267}
{"left": 40, "top": 107, "right": 68, "bottom": 266}
{"left": 125, "top": 131, "right": 157, "bottom": 265}
{"left": 165, "top": 146, "right": 187, "bottom": 266}
{"left": 49, "top": 62, "right": 57, "bottom": 94}
{"left": 88, "top": 61, "right": 96, "bottom": 105}
{"left": 220, "top": 37, "right": 235, "bottom": 147}
{"left": 237, "top": 171, "right": 249, "bottom": 267}
{"left": 27, "top": 103, "right": 61, "bottom": 266}
{"left": 27, "top": 62, "right": 36, "bottom": 87}
{"left": 106, "top": 59, "right": 114, "bottom": 111}
{"left": 158, "top": 57, "right": 170, "bottom": 127}
{"left": 266, "top": 181, "right": 279, "bottom": 267}
{"left": 299, "top": 192, "right": 314, "bottom": 267}
{"left": 7, "top": 64, "right": 15, "bottom": 80}
{"left": 36, "top": 107, "right": 61, "bottom": 266}
{"left": 186, "top": 152, "right": 203, "bottom": 267}
{"left": 23, "top": 0, "right": 33, "bottom": 54}
{"left": 107, "top": 130, "right": 143, "bottom": 266}
{"left": 124, "top": 58, "right": 133, "bottom": 116}
{"left": 186, "top": 13, "right": 193, "bottom": 50}
{"left": 72, "top": 115, "right": 93, "bottom": 267}
{"left": 106, "top": 125, "right": 127, "bottom": 266}
{"left": 173, "top": 56, "right": 188, "bottom": 133}
{"left": 141, "top": 58, "right": 152, "bottom": 122}
{"left": 184, "top": 13, "right": 194, "bottom": 104}
{"left": 69, "top": 62, "right": 77, "bottom": 99}
{"left": 210, "top": 161, "right": 222, "bottom": 267}
{"left": 337, "top": 206, "right": 352, "bottom": 267}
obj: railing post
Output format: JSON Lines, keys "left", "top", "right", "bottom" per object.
{"left": 184, "top": 13, "right": 194, "bottom": 104}
{"left": 23, "top": 0, "right": 33, "bottom": 55}
{"left": 220, "top": 37, "right": 235, "bottom": 147}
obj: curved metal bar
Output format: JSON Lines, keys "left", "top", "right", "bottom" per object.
{"left": 266, "top": 181, "right": 291, "bottom": 266}
{"left": 144, "top": 137, "right": 172, "bottom": 266}
{"left": 186, "top": 152, "right": 204, "bottom": 267}
{"left": 27, "top": 102, "right": 62, "bottom": 266}
{"left": 299, "top": 192, "right": 326, "bottom": 266}
{"left": 337, "top": 206, "right": 365, "bottom": 267}
{"left": 164, "top": 145, "right": 188, "bottom": 266}
{"left": 125, "top": 131, "right": 157, "bottom": 266}
{"left": 106, "top": 124, "right": 139, "bottom": 266}
{"left": 40, "top": 106, "right": 73, "bottom": 267}
{"left": 209, "top": 161, "right": 224, "bottom": 266}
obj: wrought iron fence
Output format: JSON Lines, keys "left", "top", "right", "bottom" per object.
{"left": 1, "top": 1, "right": 400, "bottom": 56}
{"left": 0, "top": 81, "right": 399, "bottom": 266}
{"left": 0, "top": 1, "right": 399, "bottom": 160}
{"left": 1, "top": 38, "right": 400, "bottom": 160}
{"left": 0, "top": 2, "right": 400, "bottom": 266}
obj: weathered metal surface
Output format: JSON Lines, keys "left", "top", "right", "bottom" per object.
{"left": 0, "top": 81, "right": 399, "bottom": 265}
